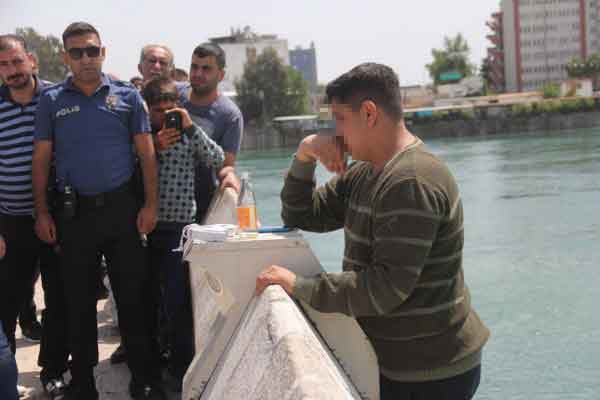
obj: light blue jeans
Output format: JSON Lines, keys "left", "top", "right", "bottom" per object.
{"left": 0, "top": 320, "right": 18, "bottom": 400}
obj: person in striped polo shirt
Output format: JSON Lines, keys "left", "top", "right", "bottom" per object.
{"left": 256, "top": 63, "right": 490, "bottom": 399}
{"left": 0, "top": 34, "right": 69, "bottom": 398}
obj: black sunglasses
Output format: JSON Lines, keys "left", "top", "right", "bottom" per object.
{"left": 66, "top": 46, "right": 102, "bottom": 60}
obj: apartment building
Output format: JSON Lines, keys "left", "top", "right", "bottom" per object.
{"left": 501, "top": 0, "right": 599, "bottom": 92}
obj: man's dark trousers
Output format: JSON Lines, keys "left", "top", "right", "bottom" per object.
{"left": 57, "top": 185, "right": 159, "bottom": 386}
{"left": 0, "top": 213, "right": 69, "bottom": 379}
{"left": 379, "top": 365, "right": 481, "bottom": 400}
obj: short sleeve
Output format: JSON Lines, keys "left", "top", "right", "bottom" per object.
{"left": 220, "top": 111, "right": 243, "bottom": 154}
{"left": 34, "top": 92, "right": 54, "bottom": 141}
{"left": 128, "top": 90, "right": 151, "bottom": 135}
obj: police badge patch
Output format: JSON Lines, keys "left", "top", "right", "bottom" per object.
{"left": 106, "top": 94, "right": 119, "bottom": 110}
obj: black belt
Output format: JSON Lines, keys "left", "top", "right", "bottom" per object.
{"left": 75, "top": 181, "right": 132, "bottom": 209}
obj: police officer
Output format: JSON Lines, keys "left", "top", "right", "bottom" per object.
{"left": 32, "top": 22, "right": 163, "bottom": 400}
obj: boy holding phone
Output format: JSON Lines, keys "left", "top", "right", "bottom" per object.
{"left": 141, "top": 77, "right": 224, "bottom": 389}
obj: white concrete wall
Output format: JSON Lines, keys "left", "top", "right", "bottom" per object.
{"left": 199, "top": 286, "right": 363, "bottom": 400}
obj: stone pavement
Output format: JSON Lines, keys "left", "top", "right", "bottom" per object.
{"left": 15, "top": 278, "right": 179, "bottom": 400}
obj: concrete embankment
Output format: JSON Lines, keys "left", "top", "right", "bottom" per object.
{"left": 241, "top": 111, "right": 600, "bottom": 151}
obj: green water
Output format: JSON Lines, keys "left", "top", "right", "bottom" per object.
{"left": 236, "top": 128, "right": 600, "bottom": 400}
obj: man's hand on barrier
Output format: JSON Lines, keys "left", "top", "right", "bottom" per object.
{"left": 35, "top": 212, "right": 57, "bottom": 244}
{"left": 137, "top": 205, "right": 157, "bottom": 235}
{"left": 256, "top": 265, "right": 297, "bottom": 296}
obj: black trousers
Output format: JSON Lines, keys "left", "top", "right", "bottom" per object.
{"left": 380, "top": 365, "right": 481, "bottom": 400}
{"left": 57, "top": 188, "right": 158, "bottom": 385}
{"left": 0, "top": 214, "right": 69, "bottom": 377}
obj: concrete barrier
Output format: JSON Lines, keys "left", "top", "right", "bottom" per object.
{"left": 182, "top": 231, "right": 379, "bottom": 400}
{"left": 200, "top": 285, "right": 362, "bottom": 400}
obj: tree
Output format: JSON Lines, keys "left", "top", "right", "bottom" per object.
{"left": 426, "top": 33, "right": 476, "bottom": 85}
{"left": 235, "top": 47, "right": 308, "bottom": 125}
{"left": 566, "top": 54, "right": 600, "bottom": 89}
{"left": 15, "top": 27, "right": 68, "bottom": 83}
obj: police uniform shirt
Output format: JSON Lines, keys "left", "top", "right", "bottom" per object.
{"left": 34, "top": 74, "right": 150, "bottom": 195}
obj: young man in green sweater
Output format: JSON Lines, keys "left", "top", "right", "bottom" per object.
{"left": 256, "top": 63, "right": 490, "bottom": 399}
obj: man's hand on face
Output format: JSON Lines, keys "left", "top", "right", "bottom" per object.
{"left": 255, "top": 265, "right": 297, "bottom": 296}
{"left": 297, "top": 134, "right": 347, "bottom": 174}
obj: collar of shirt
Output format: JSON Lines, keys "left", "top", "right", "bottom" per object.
{"left": 0, "top": 75, "right": 46, "bottom": 103}
{"left": 64, "top": 72, "right": 111, "bottom": 95}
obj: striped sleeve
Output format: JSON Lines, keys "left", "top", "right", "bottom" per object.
{"left": 280, "top": 156, "right": 347, "bottom": 233}
{"left": 293, "top": 178, "right": 443, "bottom": 317}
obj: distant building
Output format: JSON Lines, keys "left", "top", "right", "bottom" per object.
{"left": 289, "top": 43, "right": 318, "bottom": 93}
{"left": 210, "top": 26, "right": 290, "bottom": 93}
{"left": 501, "top": 0, "right": 600, "bottom": 92}
{"left": 484, "top": 11, "right": 506, "bottom": 92}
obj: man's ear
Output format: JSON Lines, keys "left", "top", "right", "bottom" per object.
{"left": 217, "top": 69, "right": 225, "bottom": 82}
{"left": 361, "top": 100, "right": 378, "bottom": 128}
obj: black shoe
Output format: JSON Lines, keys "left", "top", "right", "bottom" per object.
{"left": 41, "top": 376, "right": 68, "bottom": 399}
{"left": 63, "top": 383, "right": 99, "bottom": 400}
{"left": 129, "top": 381, "right": 166, "bottom": 400}
{"left": 110, "top": 343, "right": 127, "bottom": 364}
{"left": 20, "top": 319, "right": 42, "bottom": 342}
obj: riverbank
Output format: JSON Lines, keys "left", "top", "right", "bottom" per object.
{"left": 241, "top": 109, "right": 600, "bottom": 151}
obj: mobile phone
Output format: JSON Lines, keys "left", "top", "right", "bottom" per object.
{"left": 165, "top": 111, "right": 182, "bottom": 131}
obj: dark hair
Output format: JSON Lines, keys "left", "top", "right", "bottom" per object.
{"left": 130, "top": 76, "right": 142, "bottom": 84}
{"left": 62, "top": 22, "right": 100, "bottom": 47}
{"left": 192, "top": 43, "right": 225, "bottom": 69}
{"left": 0, "top": 34, "right": 27, "bottom": 52}
{"left": 141, "top": 76, "right": 178, "bottom": 106}
{"left": 174, "top": 68, "right": 188, "bottom": 79}
{"left": 326, "top": 63, "right": 403, "bottom": 121}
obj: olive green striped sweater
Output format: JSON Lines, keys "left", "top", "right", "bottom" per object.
{"left": 283, "top": 139, "right": 489, "bottom": 382}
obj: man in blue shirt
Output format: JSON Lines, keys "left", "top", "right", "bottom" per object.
{"left": 0, "top": 34, "right": 69, "bottom": 398}
{"left": 32, "top": 22, "right": 163, "bottom": 400}
{"left": 177, "top": 43, "right": 242, "bottom": 221}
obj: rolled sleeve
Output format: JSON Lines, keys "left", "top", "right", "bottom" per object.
{"left": 221, "top": 114, "right": 243, "bottom": 154}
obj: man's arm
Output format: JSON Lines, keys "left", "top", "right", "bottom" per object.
{"left": 259, "top": 178, "right": 443, "bottom": 318}
{"left": 32, "top": 140, "right": 56, "bottom": 243}
{"left": 133, "top": 133, "right": 158, "bottom": 234}
{"left": 280, "top": 134, "right": 348, "bottom": 232}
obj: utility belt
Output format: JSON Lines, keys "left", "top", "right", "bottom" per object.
{"left": 57, "top": 180, "right": 133, "bottom": 219}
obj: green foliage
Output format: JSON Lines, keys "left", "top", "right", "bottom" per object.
{"left": 15, "top": 27, "right": 68, "bottom": 83}
{"left": 426, "top": 34, "right": 476, "bottom": 85}
{"left": 235, "top": 48, "right": 309, "bottom": 125}
{"left": 542, "top": 82, "right": 560, "bottom": 99}
{"left": 566, "top": 54, "right": 600, "bottom": 78}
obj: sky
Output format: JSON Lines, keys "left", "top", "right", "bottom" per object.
{"left": 1, "top": 0, "right": 501, "bottom": 86}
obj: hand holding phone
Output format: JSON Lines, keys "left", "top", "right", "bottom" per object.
{"left": 165, "top": 111, "right": 182, "bottom": 131}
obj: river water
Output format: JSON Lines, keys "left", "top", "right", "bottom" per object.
{"left": 236, "top": 128, "right": 600, "bottom": 400}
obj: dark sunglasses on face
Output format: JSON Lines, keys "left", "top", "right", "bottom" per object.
{"left": 66, "top": 46, "right": 101, "bottom": 60}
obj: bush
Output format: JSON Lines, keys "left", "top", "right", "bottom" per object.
{"left": 511, "top": 103, "right": 532, "bottom": 117}
{"left": 559, "top": 99, "right": 580, "bottom": 113}
{"left": 542, "top": 82, "right": 560, "bottom": 98}
{"left": 540, "top": 100, "right": 561, "bottom": 114}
